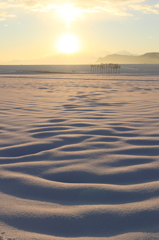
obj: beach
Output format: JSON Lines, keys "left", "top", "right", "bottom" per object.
{"left": 0, "top": 65, "right": 159, "bottom": 240}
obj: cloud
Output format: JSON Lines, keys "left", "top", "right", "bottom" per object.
{"left": 130, "top": 4, "right": 159, "bottom": 14}
{"left": 0, "top": 11, "right": 16, "bottom": 19}
{"left": 1, "top": 0, "right": 159, "bottom": 20}
{"left": 0, "top": 2, "right": 17, "bottom": 20}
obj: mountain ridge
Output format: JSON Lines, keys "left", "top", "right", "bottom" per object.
{"left": 97, "top": 52, "right": 159, "bottom": 64}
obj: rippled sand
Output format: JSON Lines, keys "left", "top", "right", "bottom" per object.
{"left": 0, "top": 73, "right": 159, "bottom": 240}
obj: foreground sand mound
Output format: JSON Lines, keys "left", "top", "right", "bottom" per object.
{"left": 0, "top": 72, "right": 159, "bottom": 239}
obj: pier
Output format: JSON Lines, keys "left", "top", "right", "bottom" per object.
{"left": 91, "top": 63, "right": 121, "bottom": 74}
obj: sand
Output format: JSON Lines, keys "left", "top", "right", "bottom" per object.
{"left": 0, "top": 67, "right": 159, "bottom": 239}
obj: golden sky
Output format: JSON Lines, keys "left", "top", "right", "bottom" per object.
{"left": 1, "top": 0, "right": 159, "bottom": 64}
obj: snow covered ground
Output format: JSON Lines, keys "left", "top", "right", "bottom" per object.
{"left": 0, "top": 67, "right": 159, "bottom": 239}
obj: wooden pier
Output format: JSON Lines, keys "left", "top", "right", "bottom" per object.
{"left": 91, "top": 63, "right": 121, "bottom": 74}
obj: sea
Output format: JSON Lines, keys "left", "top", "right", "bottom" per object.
{"left": 0, "top": 64, "right": 159, "bottom": 75}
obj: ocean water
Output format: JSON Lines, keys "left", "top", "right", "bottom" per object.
{"left": 0, "top": 65, "right": 91, "bottom": 74}
{"left": 0, "top": 64, "right": 159, "bottom": 75}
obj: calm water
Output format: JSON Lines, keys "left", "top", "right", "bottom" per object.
{"left": 0, "top": 64, "right": 159, "bottom": 75}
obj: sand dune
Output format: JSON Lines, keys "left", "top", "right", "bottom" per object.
{"left": 0, "top": 70, "right": 159, "bottom": 239}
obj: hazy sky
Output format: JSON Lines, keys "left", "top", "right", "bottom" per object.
{"left": 1, "top": 0, "right": 159, "bottom": 63}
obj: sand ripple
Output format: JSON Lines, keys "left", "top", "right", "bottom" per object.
{"left": 0, "top": 74, "right": 159, "bottom": 240}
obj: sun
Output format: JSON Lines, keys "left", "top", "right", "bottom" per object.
{"left": 57, "top": 34, "right": 80, "bottom": 54}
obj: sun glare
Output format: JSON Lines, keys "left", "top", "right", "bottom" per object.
{"left": 57, "top": 34, "right": 80, "bottom": 54}
{"left": 56, "top": 4, "right": 82, "bottom": 24}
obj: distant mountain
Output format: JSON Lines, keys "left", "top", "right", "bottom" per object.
{"left": 3, "top": 52, "right": 159, "bottom": 65}
{"left": 97, "top": 50, "right": 111, "bottom": 57}
{"left": 3, "top": 52, "right": 98, "bottom": 65}
{"left": 97, "top": 52, "right": 159, "bottom": 64}
{"left": 114, "top": 50, "right": 132, "bottom": 56}
{"left": 141, "top": 52, "right": 159, "bottom": 58}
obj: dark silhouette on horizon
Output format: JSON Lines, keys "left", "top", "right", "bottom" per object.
{"left": 91, "top": 63, "right": 121, "bottom": 74}
{"left": 97, "top": 52, "right": 159, "bottom": 64}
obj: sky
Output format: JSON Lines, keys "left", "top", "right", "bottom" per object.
{"left": 1, "top": 0, "right": 159, "bottom": 64}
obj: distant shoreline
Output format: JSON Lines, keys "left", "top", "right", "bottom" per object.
{"left": 18, "top": 70, "right": 76, "bottom": 74}
{"left": 0, "top": 64, "right": 159, "bottom": 76}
